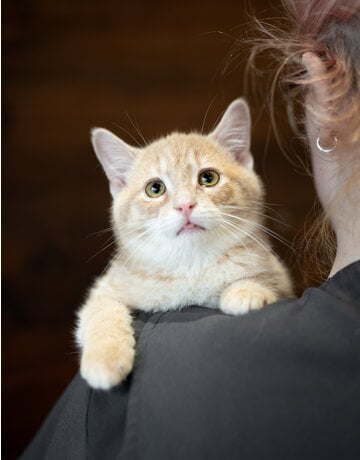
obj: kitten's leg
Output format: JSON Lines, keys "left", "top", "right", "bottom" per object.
{"left": 76, "top": 291, "right": 135, "bottom": 390}
{"left": 220, "top": 279, "right": 277, "bottom": 315}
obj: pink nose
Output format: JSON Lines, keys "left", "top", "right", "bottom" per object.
{"left": 175, "top": 202, "right": 196, "bottom": 218}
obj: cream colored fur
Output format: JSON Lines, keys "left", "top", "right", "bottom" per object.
{"left": 76, "top": 99, "right": 293, "bottom": 389}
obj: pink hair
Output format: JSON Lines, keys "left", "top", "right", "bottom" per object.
{"left": 282, "top": 0, "right": 360, "bottom": 142}
{"left": 288, "top": 0, "right": 358, "bottom": 32}
{"left": 247, "top": 0, "right": 360, "bottom": 143}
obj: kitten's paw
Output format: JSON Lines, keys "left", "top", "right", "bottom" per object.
{"left": 80, "top": 340, "right": 135, "bottom": 390}
{"left": 220, "top": 281, "right": 277, "bottom": 315}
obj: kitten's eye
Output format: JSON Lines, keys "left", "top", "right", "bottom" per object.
{"left": 145, "top": 180, "right": 166, "bottom": 198}
{"left": 198, "top": 170, "right": 220, "bottom": 187}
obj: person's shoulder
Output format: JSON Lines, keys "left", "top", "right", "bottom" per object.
{"left": 136, "top": 260, "right": 360, "bottom": 356}
{"left": 128, "top": 262, "right": 360, "bottom": 460}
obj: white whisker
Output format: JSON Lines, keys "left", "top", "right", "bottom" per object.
{"left": 219, "top": 204, "right": 293, "bottom": 229}
{"left": 219, "top": 216, "right": 275, "bottom": 255}
{"left": 87, "top": 227, "right": 113, "bottom": 238}
{"left": 125, "top": 111, "right": 147, "bottom": 146}
{"left": 87, "top": 238, "right": 116, "bottom": 263}
{"left": 219, "top": 211, "right": 291, "bottom": 248}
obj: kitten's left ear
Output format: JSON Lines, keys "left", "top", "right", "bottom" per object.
{"left": 209, "top": 98, "right": 253, "bottom": 170}
{"left": 91, "top": 128, "right": 138, "bottom": 198}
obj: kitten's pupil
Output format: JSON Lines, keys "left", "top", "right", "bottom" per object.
{"left": 203, "top": 172, "right": 213, "bottom": 183}
{"left": 199, "top": 170, "right": 220, "bottom": 187}
{"left": 145, "top": 180, "right": 166, "bottom": 198}
{"left": 152, "top": 183, "right": 161, "bottom": 193}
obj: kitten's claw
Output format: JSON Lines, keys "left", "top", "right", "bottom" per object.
{"left": 80, "top": 341, "right": 135, "bottom": 390}
{"left": 220, "top": 281, "right": 277, "bottom": 315}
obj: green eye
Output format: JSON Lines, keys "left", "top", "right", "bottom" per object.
{"left": 145, "top": 180, "right": 166, "bottom": 198}
{"left": 198, "top": 170, "right": 220, "bottom": 187}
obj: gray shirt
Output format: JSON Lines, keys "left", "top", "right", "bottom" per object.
{"left": 22, "top": 261, "right": 360, "bottom": 460}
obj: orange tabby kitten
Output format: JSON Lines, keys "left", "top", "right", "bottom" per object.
{"left": 76, "top": 99, "right": 293, "bottom": 389}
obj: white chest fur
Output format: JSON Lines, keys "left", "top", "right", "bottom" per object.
{"left": 103, "top": 247, "right": 265, "bottom": 312}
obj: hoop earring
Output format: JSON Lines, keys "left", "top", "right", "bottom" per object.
{"left": 316, "top": 135, "right": 338, "bottom": 153}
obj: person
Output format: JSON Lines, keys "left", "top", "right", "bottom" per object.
{"left": 21, "top": 1, "right": 360, "bottom": 459}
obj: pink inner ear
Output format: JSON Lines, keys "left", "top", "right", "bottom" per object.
{"left": 236, "top": 150, "right": 254, "bottom": 171}
{"left": 109, "top": 169, "right": 131, "bottom": 196}
{"left": 117, "top": 174, "right": 130, "bottom": 190}
{"left": 110, "top": 178, "right": 126, "bottom": 198}
{"left": 91, "top": 128, "right": 137, "bottom": 198}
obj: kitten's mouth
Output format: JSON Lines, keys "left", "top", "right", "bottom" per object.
{"left": 177, "top": 221, "right": 205, "bottom": 236}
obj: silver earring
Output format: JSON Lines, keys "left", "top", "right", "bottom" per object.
{"left": 316, "top": 135, "right": 338, "bottom": 153}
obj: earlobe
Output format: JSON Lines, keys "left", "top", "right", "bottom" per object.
{"left": 91, "top": 128, "right": 137, "bottom": 198}
{"left": 209, "top": 98, "right": 254, "bottom": 170}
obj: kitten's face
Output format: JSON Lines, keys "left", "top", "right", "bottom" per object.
{"left": 91, "top": 98, "right": 263, "bottom": 265}
{"left": 114, "top": 133, "right": 262, "bottom": 253}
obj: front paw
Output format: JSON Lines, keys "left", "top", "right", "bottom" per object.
{"left": 220, "top": 281, "right": 277, "bottom": 315}
{"left": 80, "top": 339, "right": 135, "bottom": 390}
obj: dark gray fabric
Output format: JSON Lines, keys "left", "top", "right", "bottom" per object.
{"left": 21, "top": 261, "right": 360, "bottom": 460}
{"left": 20, "top": 374, "right": 90, "bottom": 460}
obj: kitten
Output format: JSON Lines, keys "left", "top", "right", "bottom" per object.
{"left": 76, "top": 98, "right": 293, "bottom": 390}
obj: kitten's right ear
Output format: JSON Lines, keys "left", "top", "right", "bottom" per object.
{"left": 91, "top": 128, "right": 137, "bottom": 198}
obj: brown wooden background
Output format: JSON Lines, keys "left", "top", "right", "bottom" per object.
{"left": 3, "top": 1, "right": 316, "bottom": 458}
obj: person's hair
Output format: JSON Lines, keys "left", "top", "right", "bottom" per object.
{"left": 246, "top": 0, "right": 360, "bottom": 143}
{"left": 245, "top": 0, "right": 360, "bottom": 282}
{"left": 284, "top": 0, "right": 360, "bottom": 143}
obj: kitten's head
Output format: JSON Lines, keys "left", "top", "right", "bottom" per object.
{"left": 91, "top": 99, "right": 264, "bottom": 266}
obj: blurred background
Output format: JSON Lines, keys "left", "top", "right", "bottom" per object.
{"left": 3, "top": 0, "right": 316, "bottom": 458}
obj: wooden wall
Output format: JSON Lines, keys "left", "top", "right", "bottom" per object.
{"left": 3, "top": 1, "right": 316, "bottom": 457}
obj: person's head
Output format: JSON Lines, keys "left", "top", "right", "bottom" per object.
{"left": 249, "top": 0, "right": 360, "bottom": 275}
{"left": 283, "top": 0, "right": 360, "bottom": 223}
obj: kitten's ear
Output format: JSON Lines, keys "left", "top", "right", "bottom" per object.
{"left": 91, "top": 128, "right": 137, "bottom": 198}
{"left": 209, "top": 98, "right": 253, "bottom": 170}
